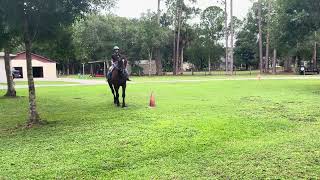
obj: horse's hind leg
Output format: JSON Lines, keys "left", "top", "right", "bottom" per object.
{"left": 122, "top": 85, "right": 126, "bottom": 108}
{"left": 115, "top": 86, "right": 120, "bottom": 107}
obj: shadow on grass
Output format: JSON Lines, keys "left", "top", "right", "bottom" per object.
{"left": 0, "top": 96, "right": 26, "bottom": 100}
{"left": 0, "top": 119, "right": 62, "bottom": 135}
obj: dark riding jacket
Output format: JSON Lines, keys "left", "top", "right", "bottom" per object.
{"left": 111, "top": 53, "right": 127, "bottom": 68}
{"left": 111, "top": 53, "right": 123, "bottom": 63}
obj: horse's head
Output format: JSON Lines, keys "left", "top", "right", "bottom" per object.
{"left": 115, "top": 58, "right": 127, "bottom": 80}
{"left": 117, "top": 59, "right": 125, "bottom": 71}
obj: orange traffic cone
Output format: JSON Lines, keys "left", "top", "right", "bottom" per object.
{"left": 257, "top": 74, "right": 261, "bottom": 81}
{"left": 149, "top": 92, "right": 156, "bottom": 107}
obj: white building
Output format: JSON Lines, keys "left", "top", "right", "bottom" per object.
{"left": 0, "top": 52, "right": 57, "bottom": 83}
{"left": 135, "top": 60, "right": 157, "bottom": 75}
{"left": 183, "top": 62, "right": 194, "bottom": 71}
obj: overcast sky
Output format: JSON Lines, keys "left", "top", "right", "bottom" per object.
{"left": 114, "top": 0, "right": 253, "bottom": 20}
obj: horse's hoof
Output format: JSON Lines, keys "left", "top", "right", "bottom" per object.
{"left": 122, "top": 105, "right": 127, "bottom": 108}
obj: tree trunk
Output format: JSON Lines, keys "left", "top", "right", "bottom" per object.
{"left": 67, "top": 64, "right": 70, "bottom": 76}
{"left": 175, "top": 0, "right": 182, "bottom": 76}
{"left": 173, "top": 30, "right": 176, "bottom": 75}
{"left": 67, "top": 59, "right": 70, "bottom": 75}
{"left": 82, "top": 63, "right": 85, "bottom": 75}
{"left": 208, "top": 56, "right": 211, "bottom": 75}
{"left": 155, "top": 48, "right": 163, "bottom": 75}
{"left": 258, "top": 0, "right": 263, "bottom": 74}
{"left": 230, "top": 0, "right": 234, "bottom": 75}
{"left": 180, "top": 46, "right": 184, "bottom": 74}
{"left": 103, "top": 61, "right": 106, "bottom": 77}
{"left": 272, "top": 49, "right": 277, "bottom": 74}
{"left": 284, "top": 57, "right": 292, "bottom": 72}
{"left": 149, "top": 50, "right": 152, "bottom": 76}
{"left": 313, "top": 31, "right": 317, "bottom": 66}
{"left": 157, "top": 0, "right": 161, "bottom": 24}
{"left": 90, "top": 64, "right": 94, "bottom": 76}
{"left": 4, "top": 49, "right": 16, "bottom": 97}
{"left": 72, "top": 64, "right": 75, "bottom": 75}
{"left": 295, "top": 56, "right": 299, "bottom": 73}
{"left": 265, "top": 0, "right": 271, "bottom": 73}
{"left": 155, "top": 0, "right": 163, "bottom": 76}
{"left": 155, "top": 50, "right": 162, "bottom": 75}
{"left": 172, "top": 5, "right": 178, "bottom": 75}
{"left": 62, "top": 64, "right": 65, "bottom": 75}
{"left": 265, "top": 36, "right": 270, "bottom": 72}
{"left": 224, "top": 0, "right": 229, "bottom": 74}
{"left": 24, "top": 14, "right": 41, "bottom": 125}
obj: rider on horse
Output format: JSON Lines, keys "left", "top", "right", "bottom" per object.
{"left": 107, "top": 46, "right": 130, "bottom": 81}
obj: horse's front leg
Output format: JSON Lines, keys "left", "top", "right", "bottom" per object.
{"left": 108, "top": 82, "right": 117, "bottom": 104}
{"left": 122, "top": 85, "right": 126, "bottom": 108}
{"left": 115, "top": 86, "right": 120, "bottom": 107}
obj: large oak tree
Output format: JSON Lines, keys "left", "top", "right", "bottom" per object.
{"left": 1, "top": 0, "right": 115, "bottom": 125}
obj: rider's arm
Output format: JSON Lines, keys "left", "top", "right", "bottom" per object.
{"left": 111, "top": 54, "right": 117, "bottom": 63}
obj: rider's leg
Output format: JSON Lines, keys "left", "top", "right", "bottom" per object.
{"left": 107, "top": 65, "right": 114, "bottom": 79}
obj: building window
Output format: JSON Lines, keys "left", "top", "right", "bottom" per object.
{"left": 32, "top": 67, "right": 44, "bottom": 78}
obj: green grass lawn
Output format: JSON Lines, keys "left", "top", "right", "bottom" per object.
{"left": 61, "top": 70, "right": 262, "bottom": 79}
{"left": 0, "top": 79, "right": 319, "bottom": 178}
{"left": 61, "top": 72, "right": 317, "bottom": 82}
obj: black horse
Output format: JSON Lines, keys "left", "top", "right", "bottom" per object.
{"left": 107, "top": 59, "right": 127, "bottom": 107}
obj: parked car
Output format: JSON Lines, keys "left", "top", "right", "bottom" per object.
{"left": 12, "top": 69, "right": 21, "bottom": 78}
{"left": 298, "top": 65, "right": 320, "bottom": 75}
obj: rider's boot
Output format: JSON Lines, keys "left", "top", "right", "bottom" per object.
{"left": 107, "top": 72, "right": 112, "bottom": 80}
